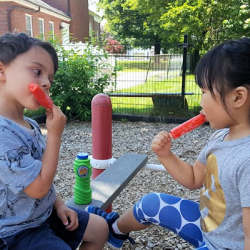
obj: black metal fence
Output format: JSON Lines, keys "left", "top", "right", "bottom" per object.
{"left": 104, "top": 41, "right": 202, "bottom": 122}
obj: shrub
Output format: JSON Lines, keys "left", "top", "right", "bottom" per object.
{"left": 105, "top": 38, "right": 124, "bottom": 54}
{"left": 50, "top": 45, "right": 113, "bottom": 121}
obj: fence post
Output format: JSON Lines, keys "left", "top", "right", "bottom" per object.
{"left": 145, "top": 56, "right": 152, "bottom": 84}
{"left": 114, "top": 55, "right": 117, "bottom": 91}
{"left": 181, "top": 34, "right": 188, "bottom": 99}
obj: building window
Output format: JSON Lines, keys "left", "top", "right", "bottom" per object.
{"left": 60, "top": 22, "right": 70, "bottom": 44}
{"left": 38, "top": 18, "right": 45, "bottom": 40}
{"left": 25, "top": 14, "right": 33, "bottom": 37}
{"left": 49, "top": 21, "right": 54, "bottom": 39}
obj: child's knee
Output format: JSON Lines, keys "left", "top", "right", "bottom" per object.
{"left": 135, "top": 192, "right": 160, "bottom": 210}
{"left": 97, "top": 216, "right": 109, "bottom": 238}
{"left": 133, "top": 192, "right": 159, "bottom": 225}
{"left": 84, "top": 214, "right": 108, "bottom": 242}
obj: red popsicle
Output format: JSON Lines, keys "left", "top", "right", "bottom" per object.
{"left": 29, "top": 83, "right": 53, "bottom": 109}
{"left": 170, "top": 114, "right": 206, "bottom": 139}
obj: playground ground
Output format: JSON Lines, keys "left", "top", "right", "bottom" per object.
{"left": 41, "top": 120, "right": 213, "bottom": 249}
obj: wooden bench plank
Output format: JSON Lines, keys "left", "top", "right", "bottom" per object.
{"left": 107, "top": 92, "right": 194, "bottom": 97}
{"left": 67, "top": 153, "right": 148, "bottom": 210}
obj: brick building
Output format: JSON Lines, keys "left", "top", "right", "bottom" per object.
{"left": 0, "top": 0, "right": 101, "bottom": 43}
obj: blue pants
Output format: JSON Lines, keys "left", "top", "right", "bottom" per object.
{"left": 0, "top": 207, "right": 89, "bottom": 250}
{"left": 133, "top": 192, "right": 208, "bottom": 249}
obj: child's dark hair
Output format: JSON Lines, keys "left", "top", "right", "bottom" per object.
{"left": 0, "top": 32, "right": 58, "bottom": 72}
{"left": 195, "top": 38, "right": 250, "bottom": 103}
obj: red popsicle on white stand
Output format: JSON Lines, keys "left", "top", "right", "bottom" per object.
{"left": 170, "top": 114, "right": 206, "bottom": 139}
{"left": 29, "top": 83, "right": 53, "bottom": 109}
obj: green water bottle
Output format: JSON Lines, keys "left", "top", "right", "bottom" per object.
{"left": 73, "top": 153, "right": 92, "bottom": 205}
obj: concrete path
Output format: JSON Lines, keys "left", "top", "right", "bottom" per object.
{"left": 106, "top": 54, "right": 183, "bottom": 91}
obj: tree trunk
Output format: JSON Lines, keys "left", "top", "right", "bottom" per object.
{"left": 190, "top": 49, "right": 200, "bottom": 73}
{"left": 154, "top": 41, "right": 161, "bottom": 55}
{"left": 154, "top": 41, "right": 161, "bottom": 64}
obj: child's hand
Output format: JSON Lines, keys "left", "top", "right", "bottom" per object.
{"left": 45, "top": 105, "right": 67, "bottom": 137}
{"left": 56, "top": 204, "right": 79, "bottom": 231}
{"left": 151, "top": 131, "right": 172, "bottom": 158}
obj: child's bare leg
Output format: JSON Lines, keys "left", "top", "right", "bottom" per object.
{"left": 86, "top": 203, "right": 151, "bottom": 248}
{"left": 79, "top": 214, "right": 108, "bottom": 250}
{"left": 117, "top": 208, "right": 149, "bottom": 233}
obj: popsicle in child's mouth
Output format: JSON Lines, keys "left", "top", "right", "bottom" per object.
{"left": 170, "top": 114, "right": 206, "bottom": 139}
{"left": 29, "top": 83, "right": 53, "bottom": 109}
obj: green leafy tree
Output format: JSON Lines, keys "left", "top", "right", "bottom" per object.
{"left": 99, "top": 0, "right": 166, "bottom": 54}
{"left": 161, "top": 0, "right": 250, "bottom": 70}
{"left": 99, "top": 0, "right": 250, "bottom": 60}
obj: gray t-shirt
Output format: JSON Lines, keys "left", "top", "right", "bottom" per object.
{"left": 198, "top": 128, "right": 250, "bottom": 250}
{"left": 0, "top": 115, "right": 56, "bottom": 238}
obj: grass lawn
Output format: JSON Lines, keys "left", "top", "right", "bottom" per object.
{"left": 116, "top": 58, "right": 169, "bottom": 72}
{"left": 110, "top": 74, "right": 202, "bottom": 117}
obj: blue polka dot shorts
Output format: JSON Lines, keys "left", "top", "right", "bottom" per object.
{"left": 133, "top": 192, "right": 208, "bottom": 249}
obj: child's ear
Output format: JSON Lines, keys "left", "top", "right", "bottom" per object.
{"left": 0, "top": 62, "right": 6, "bottom": 83}
{"left": 231, "top": 86, "right": 248, "bottom": 108}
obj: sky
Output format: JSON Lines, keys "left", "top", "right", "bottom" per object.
{"left": 89, "top": 0, "right": 102, "bottom": 15}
